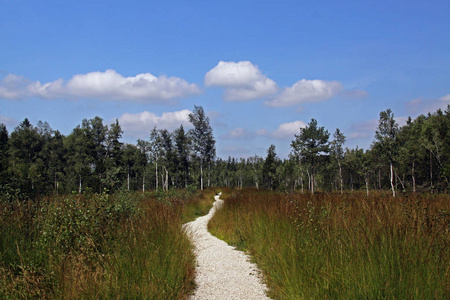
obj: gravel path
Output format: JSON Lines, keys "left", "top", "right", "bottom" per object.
{"left": 184, "top": 193, "right": 271, "bottom": 300}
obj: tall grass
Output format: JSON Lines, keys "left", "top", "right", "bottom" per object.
{"left": 208, "top": 189, "right": 450, "bottom": 299}
{"left": 0, "top": 188, "right": 215, "bottom": 299}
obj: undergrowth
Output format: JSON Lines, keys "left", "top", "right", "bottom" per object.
{"left": 0, "top": 188, "right": 215, "bottom": 299}
{"left": 208, "top": 189, "right": 450, "bottom": 299}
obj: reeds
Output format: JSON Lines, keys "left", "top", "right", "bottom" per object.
{"left": 0, "top": 189, "right": 215, "bottom": 299}
{"left": 208, "top": 189, "right": 450, "bottom": 299}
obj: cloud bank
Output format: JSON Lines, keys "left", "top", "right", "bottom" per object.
{"left": 0, "top": 70, "right": 201, "bottom": 102}
{"left": 265, "top": 79, "right": 343, "bottom": 107}
{"left": 205, "top": 61, "right": 278, "bottom": 101}
{"left": 118, "top": 109, "right": 192, "bottom": 139}
{"left": 222, "top": 128, "right": 251, "bottom": 139}
{"left": 257, "top": 120, "right": 306, "bottom": 139}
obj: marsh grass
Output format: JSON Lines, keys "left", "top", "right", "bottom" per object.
{"left": 208, "top": 189, "right": 450, "bottom": 299}
{"left": 0, "top": 189, "right": 215, "bottom": 299}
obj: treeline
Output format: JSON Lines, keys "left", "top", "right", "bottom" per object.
{"left": 0, "top": 106, "right": 215, "bottom": 198}
{"left": 217, "top": 106, "right": 449, "bottom": 195}
{"left": 1, "top": 105, "right": 449, "bottom": 197}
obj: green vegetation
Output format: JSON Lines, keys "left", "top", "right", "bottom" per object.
{"left": 0, "top": 189, "right": 215, "bottom": 299}
{"left": 209, "top": 189, "right": 450, "bottom": 299}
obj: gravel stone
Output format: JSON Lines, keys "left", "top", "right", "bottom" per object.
{"left": 184, "top": 193, "right": 271, "bottom": 300}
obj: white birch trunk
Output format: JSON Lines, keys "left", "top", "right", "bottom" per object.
{"left": 200, "top": 162, "right": 203, "bottom": 190}
{"left": 390, "top": 161, "right": 396, "bottom": 197}
{"left": 155, "top": 161, "right": 158, "bottom": 191}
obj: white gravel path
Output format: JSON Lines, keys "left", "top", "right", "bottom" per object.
{"left": 184, "top": 193, "right": 271, "bottom": 300}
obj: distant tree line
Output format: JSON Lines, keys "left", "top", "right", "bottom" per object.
{"left": 227, "top": 106, "right": 448, "bottom": 195}
{"left": 211, "top": 106, "right": 449, "bottom": 195}
{"left": 1, "top": 105, "right": 449, "bottom": 198}
{"left": 0, "top": 106, "right": 215, "bottom": 198}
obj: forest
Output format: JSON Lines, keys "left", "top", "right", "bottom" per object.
{"left": 1, "top": 105, "right": 449, "bottom": 199}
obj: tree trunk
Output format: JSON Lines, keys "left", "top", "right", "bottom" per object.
{"left": 338, "top": 161, "right": 343, "bottom": 194}
{"left": 412, "top": 160, "right": 416, "bottom": 193}
{"left": 208, "top": 162, "right": 211, "bottom": 187}
{"left": 79, "top": 175, "right": 82, "bottom": 194}
{"left": 165, "top": 166, "right": 169, "bottom": 191}
{"left": 200, "top": 162, "right": 203, "bottom": 190}
{"left": 430, "top": 151, "right": 433, "bottom": 193}
{"left": 155, "top": 161, "right": 158, "bottom": 191}
{"left": 301, "top": 167, "right": 304, "bottom": 194}
{"left": 378, "top": 169, "right": 382, "bottom": 190}
{"left": 365, "top": 175, "right": 369, "bottom": 197}
{"left": 127, "top": 172, "right": 130, "bottom": 191}
{"left": 390, "top": 161, "right": 396, "bottom": 197}
{"left": 142, "top": 175, "right": 145, "bottom": 194}
{"left": 395, "top": 171, "right": 406, "bottom": 192}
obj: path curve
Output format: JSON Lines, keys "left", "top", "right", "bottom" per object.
{"left": 184, "top": 193, "right": 270, "bottom": 300}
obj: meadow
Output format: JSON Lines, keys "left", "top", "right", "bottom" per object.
{"left": 209, "top": 189, "right": 450, "bottom": 299}
{"left": 0, "top": 189, "right": 215, "bottom": 299}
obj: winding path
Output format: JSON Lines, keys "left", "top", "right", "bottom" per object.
{"left": 184, "top": 193, "right": 270, "bottom": 300}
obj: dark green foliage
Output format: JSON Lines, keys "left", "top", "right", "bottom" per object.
{"left": 291, "top": 118, "right": 330, "bottom": 194}
{"left": 0, "top": 123, "right": 9, "bottom": 184}
{"left": 189, "top": 105, "right": 216, "bottom": 190}
{"left": 0, "top": 105, "right": 449, "bottom": 195}
{"left": 262, "top": 144, "right": 279, "bottom": 190}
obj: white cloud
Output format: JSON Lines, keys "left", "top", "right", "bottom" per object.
{"left": 118, "top": 109, "right": 192, "bottom": 139}
{"left": 0, "top": 115, "right": 18, "bottom": 127}
{"left": 265, "top": 79, "right": 342, "bottom": 107}
{"left": 395, "top": 116, "right": 408, "bottom": 127}
{"left": 0, "top": 74, "right": 32, "bottom": 100}
{"left": 0, "top": 70, "right": 201, "bottom": 102}
{"left": 205, "top": 61, "right": 278, "bottom": 101}
{"left": 222, "top": 128, "right": 251, "bottom": 139}
{"left": 257, "top": 120, "right": 306, "bottom": 139}
{"left": 406, "top": 94, "right": 450, "bottom": 115}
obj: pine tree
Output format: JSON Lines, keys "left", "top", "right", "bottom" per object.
{"left": 291, "top": 119, "right": 330, "bottom": 194}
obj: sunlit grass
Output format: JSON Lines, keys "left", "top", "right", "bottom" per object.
{"left": 209, "top": 189, "right": 450, "bottom": 299}
{"left": 0, "top": 189, "right": 216, "bottom": 299}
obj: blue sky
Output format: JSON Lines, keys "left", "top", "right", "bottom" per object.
{"left": 1, "top": 0, "right": 449, "bottom": 158}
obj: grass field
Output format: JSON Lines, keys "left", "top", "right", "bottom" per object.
{"left": 209, "top": 189, "right": 450, "bottom": 299}
{"left": 0, "top": 188, "right": 216, "bottom": 299}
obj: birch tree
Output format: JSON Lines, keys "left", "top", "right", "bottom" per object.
{"left": 188, "top": 106, "right": 215, "bottom": 190}
{"left": 330, "top": 128, "right": 346, "bottom": 193}
{"left": 374, "top": 109, "right": 399, "bottom": 197}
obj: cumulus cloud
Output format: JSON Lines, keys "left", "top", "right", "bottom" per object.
{"left": 222, "top": 128, "right": 251, "bottom": 139}
{"left": 406, "top": 94, "right": 450, "bottom": 115}
{"left": 265, "top": 79, "right": 343, "bottom": 107}
{"left": 205, "top": 61, "right": 278, "bottom": 101}
{"left": 257, "top": 120, "right": 306, "bottom": 139}
{"left": 0, "top": 70, "right": 201, "bottom": 102}
{"left": 0, "top": 74, "right": 32, "bottom": 99}
{"left": 118, "top": 109, "right": 192, "bottom": 139}
{"left": 440, "top": 94, "right": 450, "bottom": 102}
{"left": 0, "top": 114, "right": 18, "bottom": 127}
